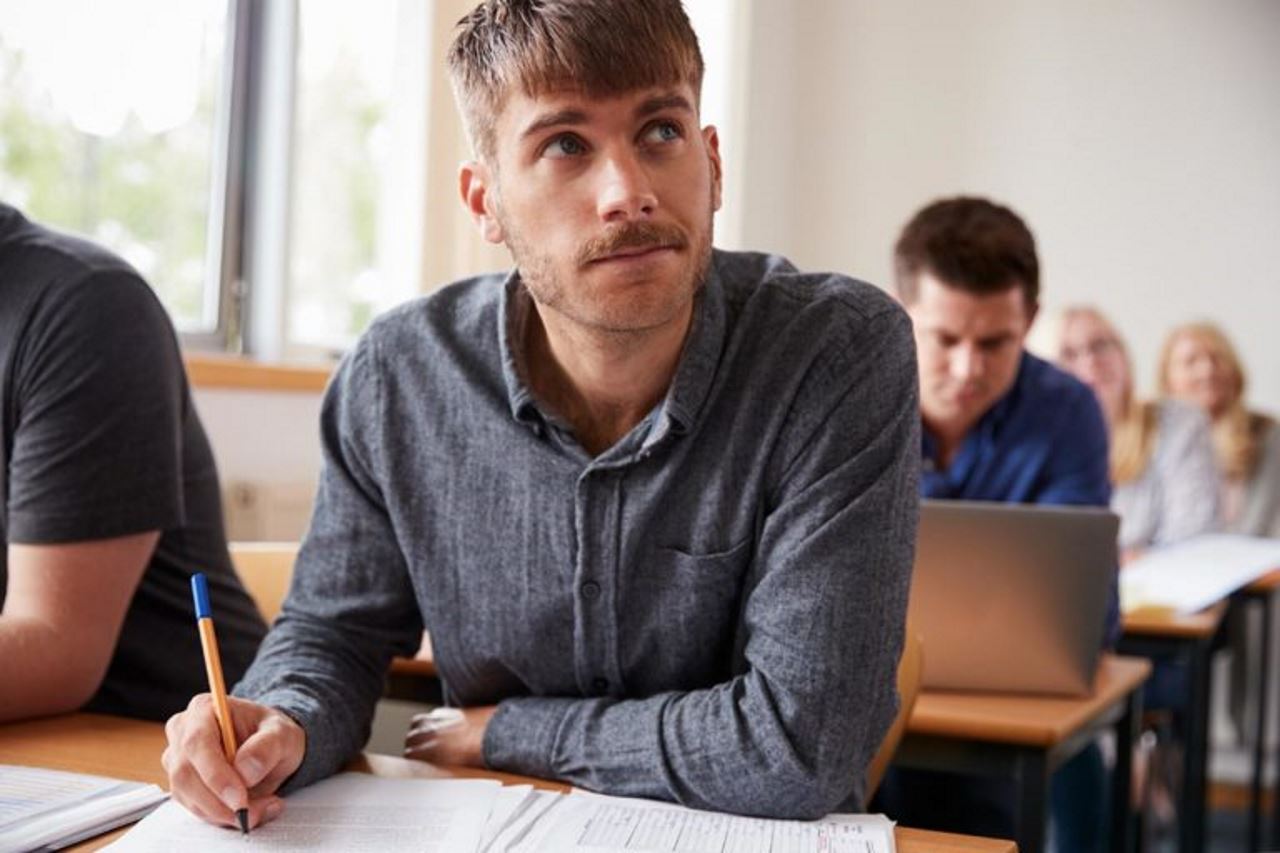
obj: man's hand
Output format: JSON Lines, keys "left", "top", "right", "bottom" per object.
{"left": 403, "top": 705, "right": 497, "bottom": 767}
{"left": 162, "top": 694, "right": 306, "bottom": 829}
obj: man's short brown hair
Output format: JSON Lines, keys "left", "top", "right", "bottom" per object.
{"left": 893, "top": 196, "right": 1040, "bottom": 307}
{"left": 448, "top": 0, "right": 704, "bottom": 160}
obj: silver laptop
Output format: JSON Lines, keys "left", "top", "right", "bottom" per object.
{"left": 907, "top": 499, "right": 1118, "bottom": 696}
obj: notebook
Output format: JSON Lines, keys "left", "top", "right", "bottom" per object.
{"left": 0, "top": 765, "right": 166, "bottom": 853}
{"left": 908, "top": 499, "right": 1118, "bottom": 696}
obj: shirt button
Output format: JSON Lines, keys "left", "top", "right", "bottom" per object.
{"left": 592, "top": 677, "right": 610, "bottom": 692}
{"left": 580, "top": 581, "right": 601, "bottom": 600}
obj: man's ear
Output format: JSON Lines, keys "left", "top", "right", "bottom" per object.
{"left": 703, "top": 125, "right": 723, "bottom": 212}
{"left": 459, "top": 160, "right": 504, "bottom": 244}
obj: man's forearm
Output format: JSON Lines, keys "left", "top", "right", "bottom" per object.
{"left": 232, "top": 610, "right": 417, "bottom": 792}
{"left": 0, "top": 617, "right": 106, "bottom": 721}
{"left": 484, "top": 662, "right": 895, "bottom": 819}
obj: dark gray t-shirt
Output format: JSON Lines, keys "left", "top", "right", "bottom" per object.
{"left": 239, "top": 250, "right": 920, "bottom": 817}
{"left": 0, "top": 203, "right": 265, "bottom": 720}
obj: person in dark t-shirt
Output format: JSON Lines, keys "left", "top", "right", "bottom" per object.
{"left": 0, "top": 202, "right": 265, "bottom": 722}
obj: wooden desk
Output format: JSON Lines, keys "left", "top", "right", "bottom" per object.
{"left": 0, "top": 713, "right": 1016, "bottom": 853}
{"left": 1236, "top": 568, "right": 1280, "bottom": 850}
{"left": 1119, "top": 600, "right": 1228, "bottom": 853}
{"left": 894, "top": 654, "right": 1151, "bottom": 853}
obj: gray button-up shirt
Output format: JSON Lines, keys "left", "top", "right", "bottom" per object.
{"left": 237, "top": 249, "right": 919, "bottom": 817}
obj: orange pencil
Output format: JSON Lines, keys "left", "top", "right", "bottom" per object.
{"left": 191, "top": 572, "right": 250, "bottom": 834}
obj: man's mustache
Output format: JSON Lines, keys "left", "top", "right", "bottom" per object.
{"left": 578, "top": 222, "right": 688, "bottom": 266}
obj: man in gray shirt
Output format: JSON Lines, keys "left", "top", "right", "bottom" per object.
{"left": 163, "top": 0, "right": 919, "bottom": 829}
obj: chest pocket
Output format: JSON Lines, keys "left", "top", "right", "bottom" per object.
{"left": 622, "top": 538, "right": 753, "bottom": 689}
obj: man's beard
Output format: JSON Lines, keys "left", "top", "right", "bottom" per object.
{"left": 501, "top": 211, "right": 715, "bottom": 336}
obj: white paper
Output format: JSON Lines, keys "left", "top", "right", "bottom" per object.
{"left": 479, "top": 785, "right": 534, "bottom": 851}
{"left": 106, "top": 773, "right": 501, "bottom": 852}
{"left": 509, "top": 791, "right": 896, "bottom": 853}
{"left": 0, "top": 765, "right": 166, "bottom": 853}
{"left": 1120, "top": 534, "right": 1280, "bottom": 614}
{"left": 485, "top": 790, "right": 562, "bottom": 852}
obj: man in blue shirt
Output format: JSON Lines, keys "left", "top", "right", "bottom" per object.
{"left": 875, "top": 197, "right": 1113, "bottom": 851}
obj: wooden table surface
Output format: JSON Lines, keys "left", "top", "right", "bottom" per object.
{"left": 908, "top": 653, "right": 1151, "bottom": 747}
{"left": 1245, "top": 567, "right": 1280, "bottom": 594}
{"left": 1122, "top": 598, "right": 1229, "bottom": 638}
{"left": 0, "top": 712, "right": 1016, "bottom": 853}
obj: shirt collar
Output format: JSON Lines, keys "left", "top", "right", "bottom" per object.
{"left": 499, "top": 271, "right": 542, "bottom": 429}
{"left": 496, "top": 254, "right": 728, "bottom": 452}
{"left": 641, "top": 256, "right": 726, "bottom": 448}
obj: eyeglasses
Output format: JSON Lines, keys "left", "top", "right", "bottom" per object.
{"left": 1060, "top": 337, "right": 1119, "bottom": 364}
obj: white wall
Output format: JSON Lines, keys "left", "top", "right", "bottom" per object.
{"left": 734, "top": 0, "right": 1280, "bottom": 412}
{"left": 196, "top": 0, "right": 1280, "bottom": 534}
{"left": 193, "top": 387, "right": 324, "bottom": 539}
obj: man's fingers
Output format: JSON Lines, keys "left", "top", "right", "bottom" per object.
{"left": 403, "top": 738, "right": 441, "bottom": 760}
{"left": 163, "top": 746, "right": 237, "bottom": 827}
{"left": 183, "top": 723, "right": 249, "bottom": 811}
{"left": 245, "top": 795, "right": 285, "bottom": 829}
{"left": 235, "top": 709, "right": 305, "bottom": 796}
{"left": 165, "top": 697, "right": 305, "bottom": 827}
{"left": 165, "top": 695, "right": 253, "bottom": 822}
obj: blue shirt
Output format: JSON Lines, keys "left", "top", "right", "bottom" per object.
{"left": 921, "top": 351, "right": 1117, "bottom": 639}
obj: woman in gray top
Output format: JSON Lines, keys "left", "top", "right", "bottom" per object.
{"left": 1057, "top": 306, "right": 1220, "bottom": 559}
{"left": 1160, "top": 322, "right": 1280, "bottom": 538}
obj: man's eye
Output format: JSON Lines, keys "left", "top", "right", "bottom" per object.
{"left": 642, "top": 121, "right": 682, "bottom": 145}
{"left": 544, "top": 134, "right": 586, "bottom": 158}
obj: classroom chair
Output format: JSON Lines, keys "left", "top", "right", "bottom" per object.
{"left": 228, "top": 540, "right": 298, "bottom": 623}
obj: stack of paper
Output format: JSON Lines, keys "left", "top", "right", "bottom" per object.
{"left": 105, "top": 772, "right": 896, "bottom": 853}
{"left": 1120, "top": 534, "right": 1280, "bottom": 614}
{"left": 509, "top": 790, "right": 896, "bottom": 853}
{"left": 0, "top": 765, "right": 166, "bottom": 853}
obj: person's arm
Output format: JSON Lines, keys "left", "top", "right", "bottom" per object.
{"left": 227, "top": 334, "right": 425, "bottom": 789}
{"left": 1, "top": 268, "right": 188, "bottom": 721}
{"left": 1153, "top": 404, "right": 1221, "bottom": 544}
{"left": 477, "top": 307, "right": 921, "bottom": 818}
{"left": 0, "top": 533, "right": 157, "bottom": 721}
{"left": 164, "top": 334, "right": 421, "bottom": 828}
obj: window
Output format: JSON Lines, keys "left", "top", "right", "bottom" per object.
{"left": 285, "top": 1, "right": 425, "bottom": 354}
{"left": 0, "top": 0, "right": 231, "bottom": 336}
{"left": 0, "top": 0, "right": 744, "bottom": 357}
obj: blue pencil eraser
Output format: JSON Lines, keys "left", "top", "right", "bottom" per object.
{"left": 191, "top": 573, "right": 212, "bottom": 620}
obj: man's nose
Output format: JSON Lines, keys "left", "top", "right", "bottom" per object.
{"left": 950, "top": 345, "right": 985, "bottom": 382}
{"left": 596, "top": 150, "right": 658, "bottom": 222}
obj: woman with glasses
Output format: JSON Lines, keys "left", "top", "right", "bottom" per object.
{"left": 1056, "top": 306, "right": 1220, "bottom": 561}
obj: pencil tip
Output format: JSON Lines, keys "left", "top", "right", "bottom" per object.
{"left": 237, "top": 807, "right": 250, "bottom": 834}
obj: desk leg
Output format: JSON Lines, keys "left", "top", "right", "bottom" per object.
{"left": 1255, "top": 592, "right": 1274, "bottom": 852}
{"left": 1112, "top": 681, "right": 1142, "bottom": 853}
{"left": 1013, "top": 751, "right": 1049, "bottom": 853}
{"left": 1182, "top": 634, "right": 1214, "bottom": 853}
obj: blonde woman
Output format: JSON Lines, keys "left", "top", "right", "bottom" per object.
{"left": 1057, "top": 307, "right": 1220, "bottom": 559}
{"left": 1160, "top": 323, "right": 1280, "bottom": 537}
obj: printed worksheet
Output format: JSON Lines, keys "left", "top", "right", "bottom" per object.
{"left": 509, "top": 791, "right": 896, "bottom": 853}
{"left": 106, "top": 773, "right": 501, "bottom": 852}
{"left": 1121, "top": 533, "right": 1280, "bottom": 614}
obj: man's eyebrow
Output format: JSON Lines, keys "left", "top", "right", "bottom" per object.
{"left": 636, "top": 93, "right": 695, "bottom": 118}
{"left": 519, "top": 109, "right": 588, "bottom": 142}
